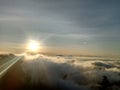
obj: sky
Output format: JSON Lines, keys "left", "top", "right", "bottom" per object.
{"left": 0, "top": 0, "right": 120, "bottom": 56}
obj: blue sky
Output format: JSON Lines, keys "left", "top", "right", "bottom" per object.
{"left": 0, "top": 0, "right": 120, "bottom": 56}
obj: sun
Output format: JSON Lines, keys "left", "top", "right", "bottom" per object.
{"left": 27, "top": 40, "right": 40, "bottom": 52}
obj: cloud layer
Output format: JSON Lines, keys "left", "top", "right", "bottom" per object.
{"left": 0, "top": 0, "right": 120, "bottom": 55}
{"left": 20, "top": 54, "right": 120, "bottom": 90}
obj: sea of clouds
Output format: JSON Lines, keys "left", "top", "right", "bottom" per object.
{"left": 19, "top": 54, "right": 120, "bottom": 90}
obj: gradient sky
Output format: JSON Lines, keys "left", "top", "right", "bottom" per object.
{"left": 0, "top": 0, "right": 120, "bottom": 56}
